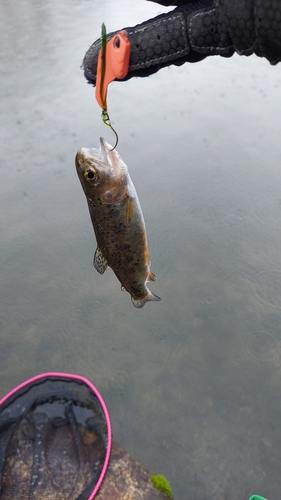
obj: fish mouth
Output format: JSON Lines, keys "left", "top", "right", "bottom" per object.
{"left": 100, "top": 137, "right": 109, "bottom": 154}
{"left": 99, "top": 137, "right": 107, "bottom": 163}
{"left": 100, "top": 137, "right": 115, "bottom": 166}
{"left": 99, "top": 137, "right": 106, "bottom": 149}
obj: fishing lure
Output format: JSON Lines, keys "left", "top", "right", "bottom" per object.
{"left": 95, "top": 23, "right": 130, "bottom": 150}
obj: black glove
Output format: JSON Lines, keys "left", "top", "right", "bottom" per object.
{"left": 83, "top": 0, "right": 281, "bottom": 86}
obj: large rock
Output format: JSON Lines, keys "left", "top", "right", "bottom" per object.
{"left": 97, "top": 442, "right": 172, "bottom": 500}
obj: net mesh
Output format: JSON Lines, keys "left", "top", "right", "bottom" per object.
{"left": 0, "top": 376, "right": 108, "bottom": 500}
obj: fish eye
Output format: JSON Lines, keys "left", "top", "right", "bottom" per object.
{"left": 84, "top": 169, "right": 97, "bottom": 182}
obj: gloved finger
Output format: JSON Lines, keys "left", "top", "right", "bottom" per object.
{"left": 146, "top": 0, "right": 196, "bottom": 6}
{"left": 83, "top": 4, "right": 204, "bottom": 86}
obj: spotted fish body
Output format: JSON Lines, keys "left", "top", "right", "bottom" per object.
{"left": 75, "top": 138, "right": 160, "bottom": 308}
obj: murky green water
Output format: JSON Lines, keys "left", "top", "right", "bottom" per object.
{"left": 1, "top": 1, "right": 281, "bottom": 498}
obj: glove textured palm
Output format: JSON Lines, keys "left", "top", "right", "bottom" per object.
{"left": 83, "top": 0, "right": 281, "bottom": 85}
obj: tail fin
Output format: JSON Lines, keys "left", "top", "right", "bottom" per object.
{"left": 131, "top": 291, "right": 161, "bottom": 309}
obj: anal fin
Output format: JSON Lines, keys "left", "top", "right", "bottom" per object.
{"left": 93, "top": 247, "right": 108, "bottom": 274}
{"left": 148, "top": 271, "right": 157, "bottom": 282}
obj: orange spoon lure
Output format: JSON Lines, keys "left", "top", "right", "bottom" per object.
{"left": 95, "top": 23, "right": 130, "bottom": 150}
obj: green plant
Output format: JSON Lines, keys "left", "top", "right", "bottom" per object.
{"left": 151, "top": 474, "right": 173, "bottom": 499}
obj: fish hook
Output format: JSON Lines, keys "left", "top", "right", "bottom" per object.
{"left": 101, "top": 108, "right": 119, "bottom": 150}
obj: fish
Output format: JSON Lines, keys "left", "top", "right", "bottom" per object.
{"left": 75, "top": 138, "right": 161, "bottom": 308}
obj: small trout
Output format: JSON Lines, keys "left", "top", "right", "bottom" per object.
{"left": 75, "top": 138, "right": 160, "bottom": 308}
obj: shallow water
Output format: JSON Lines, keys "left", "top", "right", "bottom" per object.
{"left": 1, "top": 1, "right": 281, "bottom": 498}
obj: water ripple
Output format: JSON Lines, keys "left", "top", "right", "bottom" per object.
{"left": 249, "top": 267, "right": 281, "bottom": 310}
{"left": 108, "top": 370, "right": 132, "bottom": 391}
{"left": 203, "top": 295, "right": 217, "bottom": 307}
{"left": 186, "top": 199, "right": 248, "bottom": 232}
{"left": 242, "top": 329, "right": 280, "bottom": 364}
{"left": 211, "top": 205, "right": 247, "bottom": 227}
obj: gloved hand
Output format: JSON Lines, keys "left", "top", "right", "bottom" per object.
{"left": 82, "top": 0, "right": 281, "bottom": 86}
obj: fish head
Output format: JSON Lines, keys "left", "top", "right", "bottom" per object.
{"left": 75, "top": 138, "right": 129, "bottom": 204}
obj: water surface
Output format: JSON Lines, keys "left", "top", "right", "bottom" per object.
{"left": 1, "top": 1, "right": 281, "bottom": 498}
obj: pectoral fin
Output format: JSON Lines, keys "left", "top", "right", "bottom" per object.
{"left": 93, "top": 247, "right": 108, "bottom": 274}
{"left": 125, "top": 197, "right": 135, "bottom": 224}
